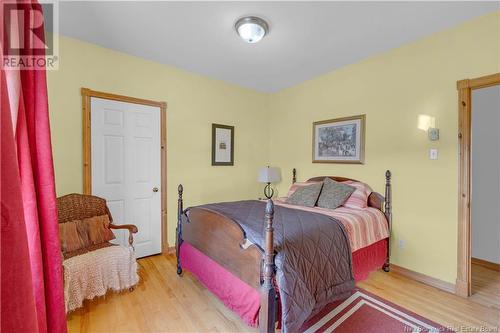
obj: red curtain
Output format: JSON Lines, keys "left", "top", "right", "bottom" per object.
{"left": 1, "top": 1, "right": 67, "bottom": 332}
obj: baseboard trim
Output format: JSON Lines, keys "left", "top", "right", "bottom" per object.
{"left": 472, "top": 257, "right": 500, "bottom": 272}
{"left": 455, "top": 278, "right": 469, "bottom": 297}
{"left": 161, "top": 244, "right": 176, "bottom": 255}
{"left": 391, "top": 264, "right": 456, "bottom": 294}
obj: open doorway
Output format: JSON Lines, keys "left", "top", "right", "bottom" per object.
{"left": 457, "top": 74, "right": 500, "bottom": 308}
{"left": 471, "top": 83, "right": 500, "bottom": 308}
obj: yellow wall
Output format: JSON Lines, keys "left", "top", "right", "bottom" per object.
{"left": 47, "top": 36, "right": 270, "bottom": 247}
{"left": 268, "top": 11, "right": 500, "bottom": 283}
{"left": 48, "top": 12, "right": 500, "bottom": 283}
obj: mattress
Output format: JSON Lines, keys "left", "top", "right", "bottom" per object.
{"left": 274, "top": 199, "right": 390, "bottom": 251}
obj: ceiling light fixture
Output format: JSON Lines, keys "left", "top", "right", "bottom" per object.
{"left": 235, "top": 16, "right": 269, "bottom": 44}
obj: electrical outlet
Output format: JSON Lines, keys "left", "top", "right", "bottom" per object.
{"left": 398, "top": 239, "right": 405, "bottom": 249}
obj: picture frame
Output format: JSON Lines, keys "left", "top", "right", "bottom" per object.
{"left": 212, "top": 123, "right": 234, "bottom": 166}
{"left": 312, "top": 115, "right": 365, "bottom": 164}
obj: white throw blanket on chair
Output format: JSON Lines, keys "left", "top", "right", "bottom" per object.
{"left": 63, "top": 245, "right": 139, "bottom": 312}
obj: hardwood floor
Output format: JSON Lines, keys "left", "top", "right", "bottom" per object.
{"left": 67, "top": 254, "right": 500, "bottom": 332}
{"left": 471, "top": 262, "right": 500, "bottom": 311}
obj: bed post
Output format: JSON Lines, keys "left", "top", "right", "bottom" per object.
{"left": 176, "top": 184, "right": 184, "bottom": 275}
{"left": 292, "top": 168, "right": 297, "bottom": 183}
{"left": 383, "top": 170, "right": 392, "bottom": 272}
{"left": 259, "top": 199, "right": 276, "bottom": 333}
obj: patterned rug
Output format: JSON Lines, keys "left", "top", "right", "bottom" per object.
{"left": 301, "top": 288, "right": 453, "bottom": 333}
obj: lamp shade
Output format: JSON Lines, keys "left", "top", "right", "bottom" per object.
{"left": 258, "top": 167, "right": 281, "bottom": 183}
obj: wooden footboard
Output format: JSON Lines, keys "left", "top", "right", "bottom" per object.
{"left": 180, "top": 204, "right": 263, "bottom": 289}
{"left": 176, "top": 185, "right": 277, "bottom": 332}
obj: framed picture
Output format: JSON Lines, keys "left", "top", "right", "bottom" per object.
{"left": 312, "top": 115, "right": 365, "bottom": 164}
{"left": 212, "top": 123, "right": 234, "bottom": 166}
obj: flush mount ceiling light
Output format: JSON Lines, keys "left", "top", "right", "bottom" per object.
{"left": 235, "top": 16, "right": 269, "bottom": 44}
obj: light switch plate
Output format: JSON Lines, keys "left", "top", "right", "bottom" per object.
{"left": 430, "top": 148, "right": 438, "bottom": 160}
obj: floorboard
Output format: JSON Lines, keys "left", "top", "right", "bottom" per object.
{"left": 471, "top": 262, "right": 500, "bottom": 311}
{"left": 67, "top": 254, "right": 500, "bottom": 332}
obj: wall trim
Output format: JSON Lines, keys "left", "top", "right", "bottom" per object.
{"left": 81, "top": 88, "right": 169, "bottom": 252}
{"left": 471, "top": 257, "right": 500, "bottom": 272}
{"left": 456, "top": 73, "right": 500, "bottom": 297}
{"left": 165, "top": 246, "right": 176, "bottom": 255}
{"left": 391, "top": 264, "right": 456, "bottom": 294}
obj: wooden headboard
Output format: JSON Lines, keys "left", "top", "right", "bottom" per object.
{"left": 291, "top": 168, "right": 392, "bottom": 221}
{"left": 307, "top": 176, "right": 360, "bottom": 183}
{"left": 293, "top": 168, "right": 361, "bottom": 184}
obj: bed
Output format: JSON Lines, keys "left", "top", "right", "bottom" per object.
{"left": 175, "top": 169, "right": 392, "bottom": 333}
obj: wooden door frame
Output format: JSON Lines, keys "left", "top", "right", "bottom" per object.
{"left": 456, "top": 73, "right": 500, "bottom": 297}
{"left": 81, "top": 88, "right": 168, "bottom": 251}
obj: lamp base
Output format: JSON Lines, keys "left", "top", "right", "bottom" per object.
{"left": 264, "top": 183, "right": 274, "bottom": 199}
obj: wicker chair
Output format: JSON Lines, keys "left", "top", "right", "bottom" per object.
{"left": 57, "top": 193, "right": 139, "bottom": 312}
{"left": 57, "top": 193, "right": 138, "bottom": 258}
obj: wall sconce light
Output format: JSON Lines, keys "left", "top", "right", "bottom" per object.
{"left": 418, "top": 115, "right": 439, "bottom": 141}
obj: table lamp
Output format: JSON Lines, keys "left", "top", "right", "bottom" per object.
{"left": 258, "top": 166, "right": 281, "bottom": 199}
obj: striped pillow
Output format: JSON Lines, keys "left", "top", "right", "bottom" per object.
{"left": 342, "top": 180, "right": 372, "bottom": 209}
{"left": 287, "top": 181, "right": 322, "bottom": 198}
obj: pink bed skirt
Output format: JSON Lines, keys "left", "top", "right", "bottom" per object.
{"left": 180, "top": 238, "right": 388, "bottom": 327}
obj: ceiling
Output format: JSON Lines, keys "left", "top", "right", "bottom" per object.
{"left": 59, "top": 1, "right": 499, "bottom": 93}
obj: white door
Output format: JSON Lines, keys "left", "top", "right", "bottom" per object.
{"left": 91, "top": 97, "right": 162, "bottom": 258}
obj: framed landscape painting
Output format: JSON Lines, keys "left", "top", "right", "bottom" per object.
{"left": 312, "top": 115, "right": 365, "bottom": 164}
{"left": 212, "top": 123, "right": 234, "bottom": 166}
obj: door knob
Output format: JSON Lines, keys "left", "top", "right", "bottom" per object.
{"left": 152, "top": 187, "right": 159, "bottom": 193}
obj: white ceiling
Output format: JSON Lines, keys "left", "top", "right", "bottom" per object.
{"left": 59, "top": 1, "right": 499, "bottom": 92}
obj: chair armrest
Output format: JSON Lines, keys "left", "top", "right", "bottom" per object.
{"left": 109, "top": 224, "right": 138, "bottom": 246}
{"left": 109, "top": 224, "right": 138, "bottom": 233}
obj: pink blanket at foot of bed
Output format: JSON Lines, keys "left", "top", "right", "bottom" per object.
{"left": 179, "top": 238, "right": 387, "bottom": 327}
{"left": 180, "top": 242, "right": 260, "bottom": 327}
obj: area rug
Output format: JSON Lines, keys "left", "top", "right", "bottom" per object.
{"left": 301, "top": 288, "right": 453, "bottom": 333}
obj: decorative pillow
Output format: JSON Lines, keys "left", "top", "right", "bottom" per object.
{"left": 342, "top": 180, "right": 372, "bottom": 209}
{"left": 317, "top": 178, "right": 356, "bottom": 210}
{"left": 83, "top": 215, "right": 115, "bottom": 245}
{"left": 59, "top": 220, "right": 88, "bottom": 253}
{"left": 287, "top": 181, "right": 321, "bottom": 197}
{"left": 285, "top": 182, "right": 323, "bottom": 207}
{"left": 75, "top": 219, "right": 91, "bottom": 247}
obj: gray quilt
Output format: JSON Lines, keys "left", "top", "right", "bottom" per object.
{"left": 188, "top": 200, "right": 354, "bottom": 333}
